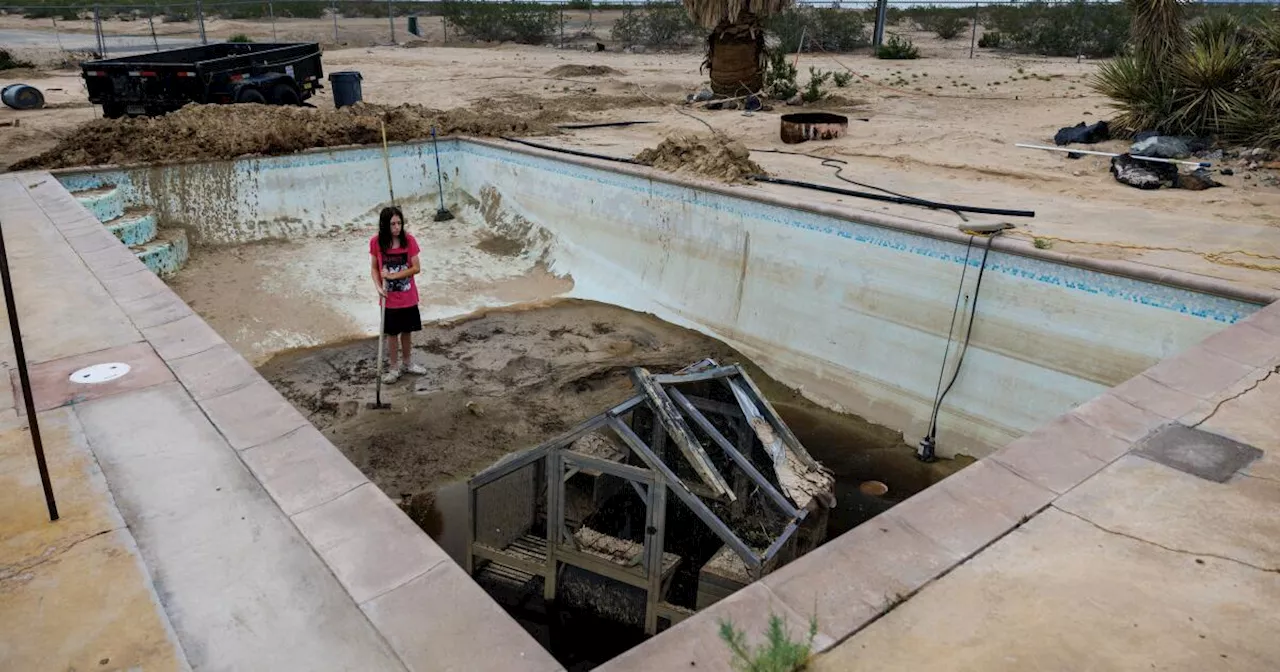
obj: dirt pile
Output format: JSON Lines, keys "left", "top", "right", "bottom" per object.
{"left": 546, "top": 64, "right": 621, "bottom": 77}
{"left": 8, "top": 100, "right": 567, "bottom": 170}
{"left": 634, "top": 132, "right": 766, "bottom": 183}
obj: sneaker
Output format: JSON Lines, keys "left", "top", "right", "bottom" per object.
{"left": 403, "top": 362, "right": 427, "bottom": 376}
{"left": 382, "top": 368, "right": 402, "bottom": 384}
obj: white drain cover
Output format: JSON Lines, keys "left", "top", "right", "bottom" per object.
{"left": 70, "top": 362, "right": 131, "bottom": 384}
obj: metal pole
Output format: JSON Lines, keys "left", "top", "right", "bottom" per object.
{"left": 559, "top": 6, "right": 564, "bottom": 48}
{"left": 969, "top": 3, "right": 978, "bottom": 58}
{"left": 332, "top": 0, "right": 339, "bottom": 43}
{"left": 93, "top": 5, "right": 105, "bottom": 56}
{"left": 52, "top": 16, "right": 66, "bottom": 53}
{"left": 0, "top": 221, "right": 59, "bottom": 523}
{"left": 269, "top": 0, "right": 277, "bottom": 40}
{"left": 872, "top": 0, "right": 889, "bottom": 48}
{"left": 387, "top": 0, "right": 395, "bottom": 43}
{"left": 196, "top": 0, "right": 207, "bottom": 44}
{"left": 149, "top": 7, "right": 159, "bottom": 50}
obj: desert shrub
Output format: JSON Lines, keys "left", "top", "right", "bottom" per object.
{"left": 764, "top": 6, "right": 866, "bottom": 53}
{"left": 876, "top": 34, "right": 919, "bottom": 60}
{"left": 1093, "top": 9, "right": 1280, "bottom": 147}
{"left": 977, "top": 30, "right": 1002, "bottom": 48}
{"left": 271, "top": 1, "right": 327, "bottom": 19}
{"left": 803, "top": 66, "right": 830, "bottom": 102}
{"left": 610, "top": 2, "right": 698, "bottom": 47}
{"left": 988, "top": 0, "right": 1128, "bottom": 58}
{"left": 832, "top": 70, "right": 852, "bottom": 87}
{"left": 719, "top": 613, "right": 818, "bottom": 672}
{"left": 227, "top": 33, "right": 253, "bottom": 42}
{"left": 567, "top": 0, "right": 592, "bottom": 9}
{"left": 440, "top": 0, "right": 560, "bottom": 44}
{"left": 931, "top": 14, "right": 966, "bottom": 40}
{"left": 764, "top": 48, "right": 798, "bottom": 100}
{"left": 911, "top": 9, "right": 968, "bottom": 40}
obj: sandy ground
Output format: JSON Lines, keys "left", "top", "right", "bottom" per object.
{"left": 3, "top": 22, "right": 1279, "bottom": 290}
{"left": 257, "top": 299, "right": 752, "bottom": 502}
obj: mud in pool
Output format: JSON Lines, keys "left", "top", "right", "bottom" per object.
{"left": 259, "top": 299, "right": 969, "bottom": 669}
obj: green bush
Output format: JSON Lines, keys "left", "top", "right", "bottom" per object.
{"left": 987, "top": 0, "right": 1129, "bottom": 58}
{"left": 832, "top": 70, "right": 853, "bottom": 87}
{"left": 227, "top": 33, "right": 254, "bottom": 43}
{"left": 877, "top": 34, "right": 919, "bottom": 60}
{"left": 930, "top": 14, "right": 967, "bottom": 40}
{"left": 440, "top": 0, "right": 560, "bottom": 44}
{"left": 977, "top": 31, "right": 1003, "bottom": 48}
{"left": 764, "top": 48, "right": 798, "bottom": 100}
{"left": 610, "top": 2, "right": 698, "bottom": 48}
{"left": 764, "top": 7, "right": 866, "bottom": 53}
{"left": 803, "top": 66, "right": 830, "bottom": 102}
{"left": 719, "top": 613, "right": 818, "bottom": 672}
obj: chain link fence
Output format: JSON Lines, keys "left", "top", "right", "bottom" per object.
{"left": 1, "top": 0, "right": 1277, "bottom": 62}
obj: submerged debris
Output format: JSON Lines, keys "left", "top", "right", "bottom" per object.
{"left": 1110, "top": 153, "right": 1177, "bottom": 189}
{"left": 634, "top": 133, "right": 766, "bottom": 183}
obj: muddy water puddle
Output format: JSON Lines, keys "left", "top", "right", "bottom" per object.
{"left": 261, "top": 298, "right": 970, "bottom": 670}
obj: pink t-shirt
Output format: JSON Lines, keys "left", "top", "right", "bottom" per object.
{"left": 370, "top": 233, "right": 420, "bottom": 309}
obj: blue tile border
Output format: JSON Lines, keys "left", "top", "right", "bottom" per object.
{"left": 50, "top": 138, "right": 1260, "bottom": 325}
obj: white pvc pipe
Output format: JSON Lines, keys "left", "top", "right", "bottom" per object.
{"left": 1015, "top": 143, "right": 1211, "bottom": 168}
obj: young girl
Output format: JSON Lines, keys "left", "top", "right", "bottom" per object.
{"left": 370, "top": 205, "right": 424, "bottom": 384}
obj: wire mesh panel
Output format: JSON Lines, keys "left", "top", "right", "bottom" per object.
{"left": 474, "top": 459, "right": 539, "bottom": 550}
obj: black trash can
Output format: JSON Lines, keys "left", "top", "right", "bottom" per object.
{"left": 329, "top": 71, "right": 363, "bottom": 108}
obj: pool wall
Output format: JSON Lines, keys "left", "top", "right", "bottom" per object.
{"left": 52, "top": 139, "right": 1270, "bottom": 458}
{"left": 55, "top": 141, "right": 456, "bottom": 246}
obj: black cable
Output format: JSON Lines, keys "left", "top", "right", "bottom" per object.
{"left": 499, "top": 136, "right": 1035, "bottom": 218}
{"left": 499, "top": 136, "right": 645, "bottom": 165}
{"left": 751, "top": 174, "right": 1036, "bottom": 218}
{"left": 927, "top": 236, "right": 974, "bottom": 437}
{"left": 928, "top": 234, "right": 995, "bottom": 441}
{"left": 557, "top": 121, "right": 657, "bottom": 130}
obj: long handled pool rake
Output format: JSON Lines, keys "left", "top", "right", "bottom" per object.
{"left": 368, "top": 121, "right": 396, "bottom": 411}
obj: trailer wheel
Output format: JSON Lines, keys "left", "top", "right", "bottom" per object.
{"left": 102, "top": 103, "right": 125, "bottom": 119}
{"left": 236, "top": 88, "right": 266, "bottom": 105}
{"left": 269, "top": 83, "right": 301, "bottom": 106}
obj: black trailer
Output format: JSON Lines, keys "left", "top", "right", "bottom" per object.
{"left": 81, "top": 42, "right": 324, "bottom": 119}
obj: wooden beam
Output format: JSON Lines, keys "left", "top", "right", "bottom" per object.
{"left": 650, "top": 365, "right": 738, "bottom": 385}
{"left": 561, "top": 450, "right": 653, "bottom": 484}
{"left": 684, "top": 394, "right": 744, "bottom": 419}
{"left": 644, "top": 470, "right": 668, "bottom": 635}
{"left": 730, "top": 366, "right": 824, "bottom": 471}
{"left": 473, "top": 542, "right": 548, "bottom": 578}
{"left": 669, "top": 388, "right": 800, "bottom": 518}
{"left": 631, "top": 368, "right": 733, "bottom": 500}
{"left": 610, "top": 417, "right": 761, "bottom": 569}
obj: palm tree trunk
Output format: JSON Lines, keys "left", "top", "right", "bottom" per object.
{"left": 707, "top": 17, "right": 764, "bottom": 96}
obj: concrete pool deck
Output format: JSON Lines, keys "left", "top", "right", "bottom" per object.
{"left": 1, "top": 164, "right": 1278, "bottom": 671}
{"left": 0, "top": 172, "right": 560, "bottom": 671}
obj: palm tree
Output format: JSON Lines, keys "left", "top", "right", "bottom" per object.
{"left": 683, "top": 0, "right": 794, "bottom": 96}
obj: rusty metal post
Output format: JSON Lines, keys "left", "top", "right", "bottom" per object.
{"left": 0, "top": 220, "right": 58, "bottom": 522}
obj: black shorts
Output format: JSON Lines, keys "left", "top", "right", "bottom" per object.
{"left": 382, "top": 305, "right": 422, "bottom": 336}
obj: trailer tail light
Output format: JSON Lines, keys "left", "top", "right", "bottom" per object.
{"left": 85, "top": 70, "right": 105, "bottom": 77}
{"left": 230, "top": 74, "right": 244, "bottom": 82}
{"left": 176, "top": 71, "right": 197, "bottom": 78}
{"left": 140, "top": 71, "right": 157, "bottom": 77}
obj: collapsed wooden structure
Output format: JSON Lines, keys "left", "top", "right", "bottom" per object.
{"left": 465, "top": 359, "right": 835, "bottom": 634}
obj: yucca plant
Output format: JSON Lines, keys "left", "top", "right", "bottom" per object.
{"left": 684, "top": 0, "right": 794, "bottom": 96}
{"left": 1093, "top": 0, "right": 1280, "bottom": 148}
{"left": 1168, "top": 31, "right": 1253, "bottom": 136}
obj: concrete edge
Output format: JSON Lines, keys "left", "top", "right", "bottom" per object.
{"left": 595, "top": 299, "right": 1280, "bottom": 669}
{"left": 24, "top": 173, "right": 562, "bottom": 672}
{"left": 35, "top": 136, "right": 1279, "bottom": 306}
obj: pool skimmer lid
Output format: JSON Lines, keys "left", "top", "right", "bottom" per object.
{"left": 70, "top": 362, "right": 131, "bottom": 384}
